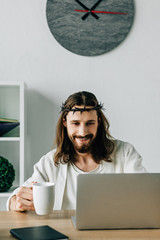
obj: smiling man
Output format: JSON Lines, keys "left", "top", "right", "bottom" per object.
{"left": 7, "top": 91, "right": 146, "bottom": 212}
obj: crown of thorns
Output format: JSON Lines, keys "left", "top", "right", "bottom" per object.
{"left": 60, "top": 103, "right": 104, "bottom": 114}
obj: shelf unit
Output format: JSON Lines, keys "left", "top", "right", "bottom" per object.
{"left": 0, "top": 81, "right": 24, "bottom": 198}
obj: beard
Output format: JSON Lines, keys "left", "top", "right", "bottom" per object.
{"left": 69, "top": 134, "right": 95, "bottom": 154}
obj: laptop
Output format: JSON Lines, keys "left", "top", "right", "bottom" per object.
{"left": 71, "top": 173, "right": 160, "bottom": 230}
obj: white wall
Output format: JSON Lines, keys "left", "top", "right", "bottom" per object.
{"left": 0, "top": 0, "right": 160, "bottom": 185}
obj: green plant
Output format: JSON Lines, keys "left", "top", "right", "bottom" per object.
{"left": 0, "top": 156, "right": 15, "bottom": 192}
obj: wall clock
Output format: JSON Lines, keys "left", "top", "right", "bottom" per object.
{"left": 46, "top": 0, "right": 134, "bottom": 56}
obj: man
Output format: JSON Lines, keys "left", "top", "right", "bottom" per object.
{"left": 7, "top": 91, "right": 146, "bottom": 211}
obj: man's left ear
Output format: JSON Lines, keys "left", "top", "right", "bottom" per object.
{"left": 63, "top": 118, "right": 67, "bottom": 127}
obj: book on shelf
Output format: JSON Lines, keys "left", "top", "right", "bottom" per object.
{"left": 0, "top": 122, "right": 20, "bottom": 137}
{"left": 0, "top": 117, "right": 19, "bottom": 123}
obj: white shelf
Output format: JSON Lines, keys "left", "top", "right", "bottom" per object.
{"left": 0, "top": 137, "right": 20, "bottom": 142}
{"left": 0, "top": 81, "right": 24, "bottom": 86}
{"left": 0, "top": 81, "right": 25, "bottom": 206}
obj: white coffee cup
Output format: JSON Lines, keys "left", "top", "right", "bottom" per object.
{"left": 33, "top": 182, "right": 55, "bottom": 215}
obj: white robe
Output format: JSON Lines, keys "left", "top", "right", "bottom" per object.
{"left": 6, "top": 140, "right": 146, "bottom": 210}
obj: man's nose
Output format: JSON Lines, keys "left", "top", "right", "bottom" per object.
{"left": 78, "top": 124, "right": 87, "bottom": 136}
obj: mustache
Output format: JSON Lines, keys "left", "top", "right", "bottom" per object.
{"left": 73, "top": 134, "right": 93, "bottom": 139}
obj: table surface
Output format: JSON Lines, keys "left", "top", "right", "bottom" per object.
{"left": 1, "top": 210, "right": 160, "bottom": 240}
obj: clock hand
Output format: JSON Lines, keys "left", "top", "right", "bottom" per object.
{"left": 90, "top": 0, "right": 102, "bottom": 19}
{"left": 75, "top": 0, "right": 89, "bottom": 11}
{"left": 82, "top": 10, "right": 99, "bottom": 20}
{"left": 82, "top": 0, "right": 102, "bottom": 20}
{"left": 75, "top": 9, "right": 128, "bottom": 15}
{"left": 81, "top": 12, "right": 90, "bottom": 20}
{"left": 76, "top": 0, "right": 128, "bottom": 19}
{"left": 91, "top": 0, "right": 102, "bottom": 10}
{"left": 93, "top": 10, "right": 128, "bottom": 14}
{"left": 75, "top": 0, "right": 98, "bottom": 20}
{"left": 90, "top": 12, "right": 99, "bottom": 19}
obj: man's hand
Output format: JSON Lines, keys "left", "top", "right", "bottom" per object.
{"left": 9, "top": 186, "right": 35, "bottom": 212}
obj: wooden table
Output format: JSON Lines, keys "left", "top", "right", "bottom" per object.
{"left": 1, "top": 210, "right": 160, "bottom": 240}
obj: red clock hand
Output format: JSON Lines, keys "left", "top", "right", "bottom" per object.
{"left": 75, "top": 9, "right": 128, "bottom": 15}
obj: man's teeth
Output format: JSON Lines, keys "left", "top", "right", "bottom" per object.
{"left": 78, "top": 137, "right": 88, "bottom": 140}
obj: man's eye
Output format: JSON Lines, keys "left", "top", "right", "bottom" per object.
{"left": 72, "top": 122, "right": 79, "bottom": 125}
{"left": 86, "top": 122, "right": 94, "bottom": 126}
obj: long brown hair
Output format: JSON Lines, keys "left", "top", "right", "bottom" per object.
{"left": 54, "top": 91, "right": 114, "bottom": 165}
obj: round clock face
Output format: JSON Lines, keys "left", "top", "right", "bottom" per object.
{"left": 46, "top": 0, "right": 134, "bottom": 56}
